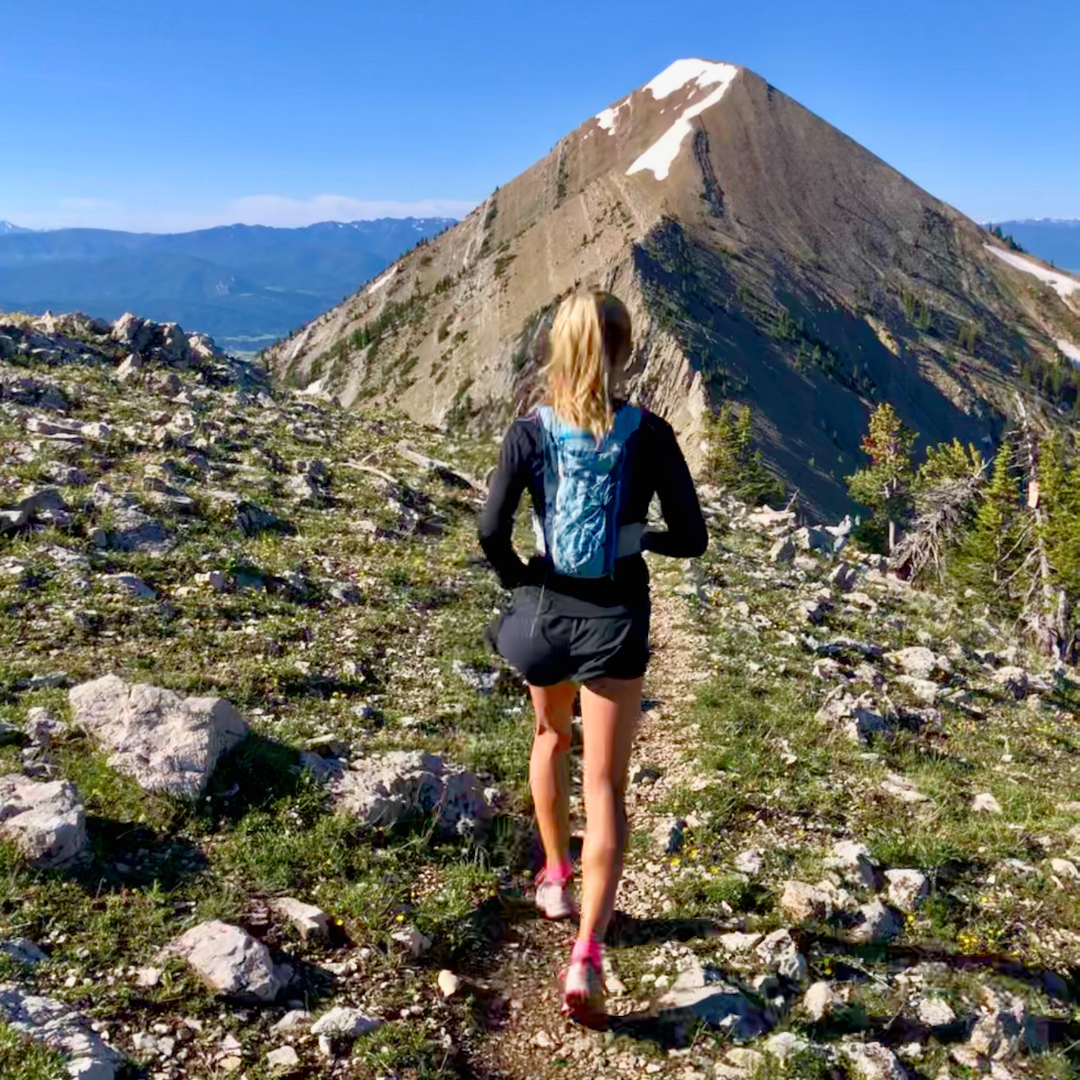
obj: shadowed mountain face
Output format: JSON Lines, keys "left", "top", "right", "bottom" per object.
{"left": 266, "top": 60, "right": 1080, "bottom": 519}
{"left": 0, "top": 218, "right": 456, "bottom": 354}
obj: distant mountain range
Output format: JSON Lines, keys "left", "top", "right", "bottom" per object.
{"left": 991, "top": 220, "right": 1080, "bottom": 272}
{"left": 0, "top": 218, "right": 456, "bottom": 352}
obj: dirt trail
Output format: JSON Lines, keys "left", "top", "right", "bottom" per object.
{"left": 464, "top": 565, "right": 715, "bottom": 1079}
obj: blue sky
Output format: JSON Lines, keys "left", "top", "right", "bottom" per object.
{"left": 2, "top": 0, "right": 1076, "bottom": 232}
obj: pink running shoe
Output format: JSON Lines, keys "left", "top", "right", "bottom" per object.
{"left": 534, "top": 864, "right": 574, "bottom": 920}
{"left": 560, "top": 939, "right": 606, "bottom": 1027}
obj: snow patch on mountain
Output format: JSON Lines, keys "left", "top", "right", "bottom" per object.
{"left": 366, "top": 267, "right": 397, "bottom": 294}
{"left": 627, "top": 62, "right": 740, "bottom": 181}
{"left": 985, "top": 245, "right": 1080, "bottom": 301}
{"left": 1057, "top": 339, "right": 1080, "bottom": 367}
{"left": 596, "top": 101, "right": 626, "bottom": 134}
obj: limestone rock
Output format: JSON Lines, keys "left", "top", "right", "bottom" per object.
{"left": 826, "top": 840, "right": 880, "bottom": 889}
{"left": 769, "top": 537, "right": 795, "bottom": 564}
{"left": 111, "top": 312, "right": 154, "bottom": 354}
{"left": 437, "top": 969, "right": 462, "bottom": 998}
{"left": 266, "top": 1045, "right": 300, "bottom": 1070}
{"left": 885, "top": 869, "right": 930, "bottom": 912}
{"left": 993, "top": 667, "right": 1030, "bottom": 699}
{"left": 780, "top": 880, "right": 835, "bottom": 922}
{"left": 68, "top": 674, "right": 248, "bottom": 798}
{"left": 917, "top": 996, "right": 957, "bottom": 1027}
{"left": 887, "top": 646, "right": 943, "bottom": 680}
{"left": 309, "top": 1006, "right": 381, "bottom": 1039}
{"left": 734, "top": 847, "right": 764, "bottom": 876}
{"left": 968, "top": 988, "right": 1038, "bottom": 1061}
{"left": 0, "top": 984, "right": 126, "bottom": 1080}
{"left": 270, "top": 898, "right": 332, "bottom": 943}
{"left": 755, "top": 929, "right": 808, "bottom": 983}
{"left": 330, "top": 750, "right": 490, "bottom": 837}
{"left": 0, "top": 938, "right": 48, "bottom": 966}
{"left": 843, "top": 1041, "right": 907, "bottom": 1080}
{"left": 161, "top": 921, "right": 288, "bottom": 1002}
{"left": 972, "top": 792, "right": 1003, "bottom": 815}
{"left": 802, "top": 980, "right": 839, "bottom": 1022}
{"left": 656, "top": 955, "right": 773, "bottom": 1040}
{"left": 842, "top": 900, "right": 902, "bottom": 944}
{"left": 0, "top": 775, "right": 88, "bottom": 869}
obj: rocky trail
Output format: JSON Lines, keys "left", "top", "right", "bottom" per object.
{"left": 3, "top": 311, "right": 1080, "bottom": 1080}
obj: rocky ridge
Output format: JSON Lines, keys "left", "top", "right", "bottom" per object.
{"left": 267, "top": 58, "right": 1080, "bottom": 519}
{"left": 2, "top": 311, "right": 1080, "bottom": 1079}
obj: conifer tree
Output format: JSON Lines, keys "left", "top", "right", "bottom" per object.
{"left": 705, "top": 402, "right": 783, "bottom": 505}
{"left": 952, "top": 441, "right": 1023, "bottom": 616}
{"left": 846, "top": 402, "right": 917, "bottom": 551}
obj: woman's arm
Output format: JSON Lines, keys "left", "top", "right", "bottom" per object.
{"left": 478, "top": 422, "right": 536, "bottom": 587}
{"left": 640, "top": 419, "right": 708, "bottom": 558}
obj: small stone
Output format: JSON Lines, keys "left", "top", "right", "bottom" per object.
{"left": 803, "top": 980, "right": 838, "bottom": 1022}
{"left": 390, "top": 926, "right": 431, "bottom": 957}
{"left": 826, "top": 841, "right": 879, "bottom": 889}
{"left": 973, "top": 793, "right": 1003, "bottom": 815}
{"left": 734, "top": 848, "right": 764, "bottom": 876}
{"left": 719, "top": 931, "right": 763, "bottom": 954}
{"left": 887, "top": 646, "right": 942, "bottom": 680}
{"left": 885, "top": 869, "right": 930, "bottom": 912}
{"left": 160, "top": 921, "right": 288, "bottom": 1002}
{"left": 844, "top": 1041, "right": 907, "bottom": 1080}
{"left": 917, "top": 996, "right": 957, "bottom": 1027}
{"left": 266, "top": 1045, "right": 300, "bottom": 1070}
{"left": 993, "top": 667, "right": 1029, "bottom": 699}
{"left": 437, "top": 969, "right": 462, "bottom": 998}
{"left": 135, "top": 966, "right": 163, "bottom": 988}
{"left": 218, "top": 1055, "right": 243, "bottom": 1073}
{"left": 765, "top": 1031, "right": 809, "bottom": 1060}
{"left": 270, "top": 897, "right": 332, "bottom": 943}
{"left": 533, "top": 1030, "right": 556, "bottom": 1049}
{"left": 310, "top": 1006, "right": 381, "bottom": 1040}
{"left": 1050, "top": 858, "right": 1080, "bottom": 883}
{"left": 843, "top": 900, "right": 903, "bottom": 944}
{"left": 780, "top": 880, "right": 835, "bottom": 922}
{"left": 271, "top": 1010, "right": 311, "bottom": 1035}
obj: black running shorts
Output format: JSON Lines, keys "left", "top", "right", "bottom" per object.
{"left": 492, "top": 585, "right": 650, "bottom": 686}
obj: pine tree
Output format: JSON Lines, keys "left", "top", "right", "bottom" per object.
{"left": 846, "top": 402, "right": 917, "bottom": 551}
{"left": 1035, "top": 431, "right": 1080, "bottom": 655}
{"left": 952, "top": 441, "right": 1023, "bottom": 616}
{"left": 705, "top": 403, "right": 784, "bottom": 505}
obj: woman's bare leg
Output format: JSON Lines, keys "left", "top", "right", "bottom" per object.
{"left": 528, "top": 681, "right": 577, "bottom": 872}
{"left": 576, "top": 676, "right": 642, "bottom": 944}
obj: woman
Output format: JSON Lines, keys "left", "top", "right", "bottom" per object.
{"left": 478, "top": 288, "right": 707, "bottom": 1024}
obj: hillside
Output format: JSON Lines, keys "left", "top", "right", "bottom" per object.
{"left": 267, "top": 59, "right": 1080, "bottom": 520}
{"left": 0, "top": 218, "right": 456, "bottom": 355}
{"left": 4, "top": 311, "right": 1080, "bottom": 1080}
{"left": 992, "top": 221, "right": 1080, "bottom": 274}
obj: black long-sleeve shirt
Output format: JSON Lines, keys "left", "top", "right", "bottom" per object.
{"left": 478, "top": 408, "right": 708, "bottom": 609}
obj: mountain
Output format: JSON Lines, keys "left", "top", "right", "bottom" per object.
{"left": 991, "top": 219, "right": 1080, "bottom": 273}
{"left": 266, "top": 58, "right": 1080, "bottom": 520}
{"left": 0, "top": 217, "right": 456, "bottom": 353}
{"left": 0, "top": 221, "right": 32, "bottom": 233}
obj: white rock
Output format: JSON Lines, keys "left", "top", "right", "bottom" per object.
{"left": 69, "top": 674, "right": 248, "bottom": 798}
{"left": 266, "top": 1045, "right": 300, "bottom": 1070}
{"left": 437, "top": 969, "right": 462, "bottom": 998}
{"left": 765, "top": 1031, "right": 809, "bottom": 1059}
{"left": 331, "top": 750, "right": 489, "bottom": 838}
{"left": 826, "top": 841, "right": 879, "bottom": 889}
{"left": 844, "top": 1041, "right": 907, "bottom": 1080}
{"left": 780, "top": 880, "right": 835, "bottom": 922}
{"left": 0, "top": 775, "right": 88, "bottom": 869}
{"left": 309, "top": 1006, "right": 381, "bottom": 1039}
{"left": 843, "top": 900, "right": 903, "bottom": 944}
{"left": 896, "top": 675, "right": 940, "bottom": 704}
{"left": 972, "top": 793, "right": 1003, "bottom": 815}
{"left": 105, "top": 573, "right": 156, "bottom": 600}
{"left": 0, "top": 985, "right": 125, "bottom": 1080}
{"left": 917, "top": 996, "right": 957, "bottom": 1027}
{"left": 886, "top": 646, "right": 943, "bottom": 680}
{"left": 271, "top": 1010, "right": 311, "bottom": 1035}
{"left": 270, "top": 898, "right": 332, "bottom": 943}
{"left": 755, "top": 929, "right": 808, "bottom": 982}
{"left": 391, "top": 926, "right": 431, "bottom": 957}
{"left": 134, "top": 967, "right": 162, "bottom": 988}
{"left": 161, "top": 921, "right": 288, "bottom": 1002}
{"left": 885, "top": 869, "right": 930, "bottom": 912}
{"left": 993, "top": 667, "right": 1029, "bottom": 699}
{"left": 734, "top": 848, "right": 764, "bottom": 875}
{"left": 803, "top": 980, "right": 839, "bottom": 1021}
{"left": 718, "top": 931, "right": 763, "bottom": 954}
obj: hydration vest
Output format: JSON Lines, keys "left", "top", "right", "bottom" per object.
{"left": 533, "top": 404, "right": 643, "bottom": 579}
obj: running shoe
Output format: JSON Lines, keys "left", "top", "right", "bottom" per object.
{"left": 560, "top": 940, "right": 606, "bottom": 1027}
{"left": 534, "top": 866, "right": 574, "bottom": 920}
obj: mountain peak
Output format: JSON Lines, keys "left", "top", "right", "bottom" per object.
{"left": 0, "top": 221, "right": 31, "bottom": 233}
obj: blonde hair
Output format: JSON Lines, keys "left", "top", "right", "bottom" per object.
{"left": 542, "top": 288, "right": 633, "bottom": 439}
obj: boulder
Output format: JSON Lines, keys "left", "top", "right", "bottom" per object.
{"left": 0, "top": 488, "right": 70, "bottom": 534}
{"left": 884, "top": 869, "right": 929, "bottom": 912}
{"left": 0, "top": 775, "right": 88, "bottom": 869}
{"left": 993, "top": 667, "right": 1030, "bottom": 700}
{"left": 330, "top": 750, "right": 490, "bottom": 838}
{"left": 917, "top": 996, "right": 957, "bottom": 1027}
{"left": 769, "top": 537, "right": 796, "bottom": 564}
{"left": 68, "top": 674, "right": 248, "bottom": 798}
{"left": 755, "top": 929, "right": 808, "bottom": 982}
{"left": 0, "top": 984, "right": 126, "bottom": 1080}
{"left": 968, "top": 988, "right": 1039, "bottom": 1061}
{"left": 110, "top": 312, "right": 154, "bottom": 354}
{"left": 815, "top": 691, "right": 887, "bottom": 743}
{"left": 161, "top": 921, "right": 288, "bottom": 1002}
{"left": 0, "top": 938, "right": 48, "bottom": 966}
{"left": 655, "top": 955, "right": 773, "bottom": 1040}
{"left": 792, "top": 526, "right": 833, "bottom": 554}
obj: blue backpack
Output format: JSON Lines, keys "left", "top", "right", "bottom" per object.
{"left": 534, "top": 404, "right": 643, "bottom": 579}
